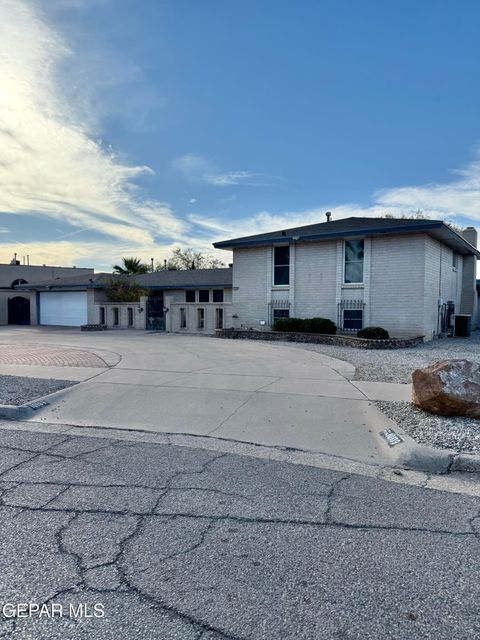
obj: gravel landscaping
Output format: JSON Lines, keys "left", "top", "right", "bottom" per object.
{"left": 376, "top": 400, "right": 480, "bottom": 455}
{"left": 286, "top": 331, "right": 480, "bottom": 383}
{"left": 0, "top": 375, "right": 77, "bottom": 406}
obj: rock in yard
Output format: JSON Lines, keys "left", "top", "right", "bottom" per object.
{"left": 412, "top": 359, "right": 480, "bottom": 418}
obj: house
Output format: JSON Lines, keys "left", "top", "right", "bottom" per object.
{"left": 14, "top": 268, "right": 233, "bottom": 332}
{"left": 8, "top": 216, "right": 480, "bottom": 339}
{"left": 213, "top": 216, "right": 480, "bottom": 339}
{"left": 0, "top": 261, "right": 94, "bottom": 326}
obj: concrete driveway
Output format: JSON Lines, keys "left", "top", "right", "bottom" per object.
{"left": 0, "top": 327, "right": 404, "bottom": 465}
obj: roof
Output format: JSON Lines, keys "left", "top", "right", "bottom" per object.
{"left": 14, "top": 268, "right": 233, "bottom": 291}
{"left": 131, "top": 268, "right": 232, "bottom": 289}
{"left": 14, "top": 273, "right": 115, "bottom": 290}
{"left": 213, "top": 216, "right": 480, "bottom": 257}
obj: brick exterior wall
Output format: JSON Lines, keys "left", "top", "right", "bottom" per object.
{"left": 230, "top": 231, "right": 477, "bottom": 340}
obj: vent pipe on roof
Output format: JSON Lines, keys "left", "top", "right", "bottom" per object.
{"left": 326, "top": 211, "right": 332, "bottom": 222}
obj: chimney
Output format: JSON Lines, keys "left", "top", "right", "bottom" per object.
{"left": 462, "top": 226, "right": 477, "bottom": 248}
{"left": 459, "top": 226, "right": 478, "bottom": 316}
{"left": 325, "top": 211, "right": 332, "bottom": 223}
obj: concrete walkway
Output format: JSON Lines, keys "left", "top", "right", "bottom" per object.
{"left": 0, "top": 327, "right": 411, "bottom": 465}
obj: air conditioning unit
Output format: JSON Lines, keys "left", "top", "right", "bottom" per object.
{"left": 454, "top": 314, "right": 471, "bottom": 338}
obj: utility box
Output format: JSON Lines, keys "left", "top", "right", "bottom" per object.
{"left": 454, "top": 314, "right": 471, "bottom": 338}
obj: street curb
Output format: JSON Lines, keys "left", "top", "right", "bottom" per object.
{"left": 0, "top": 384, "right": 79, "bottom": 421}
{"left": 0, "top": 404, "right": 33, "bottom": 420}
{"left": 373, "top": 421, "right": 480, "bottom": 475}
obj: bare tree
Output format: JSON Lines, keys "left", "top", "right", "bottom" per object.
{"left": 158, "top": 248, "right": 226, "bottom": 270}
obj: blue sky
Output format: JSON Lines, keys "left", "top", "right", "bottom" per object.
{"left": 1, "top": 0, "right": 480, "bottom": 269}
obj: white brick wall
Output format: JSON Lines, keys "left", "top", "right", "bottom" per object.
{"left": 294, "top": 240, "right": 337, "bottom": 322}
{"left": 232, "top": 247, "right": 270, "bottom": 327}
{"left": 230, "top": 232, "right": 477, "bottom": 339}
{"left": 369, "top": 234, "right": 425, "bottom": 337}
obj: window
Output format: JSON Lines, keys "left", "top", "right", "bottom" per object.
{"left": 99, "top": 307, "right": 105, "bottom": 324}
{"left": 128, "top": 307, "right": 134, "bottom": 327}
{"left": 113, "top": 307, "right": 119, "bottom": 326}
{"left": 197, "top": 308, "right": 205, "bottom": 329}
{"left": 215, "top": 308, "right": 224, "bottom": 329}
{"left": 274, "top": 246, "right": 290, "bottom": 286}
{"left": 344, "top": 240, "right": 364, "bottom": 283}
{"left": 185, "top": 290, "right": 195, "bottom": 303}
{"left": 199, "top": 290, "right": 210, "bottom": 303}
{"left": 343, "top": 309, "right": 363, "bottom": 330}
{"left": 11, "top": 279, "right": 27, "bottom": 288}
{"left": 180, "top": 307, "right": 187, "bottom": 329}
{"left": 273, "top": 309, "right": 290, "bottom": 321}
{"left": 452, "top": 253, "right": 459, "bottom": 269}
{"left": 212, "top": 289, "right": 224, "bottom": 303}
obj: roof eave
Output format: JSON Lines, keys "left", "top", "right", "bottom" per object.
{"left": 214, "top": 221, "right": 480, "bottom": 258}
{"left": 214, "top": 221, "right": 444, "bottom": 249}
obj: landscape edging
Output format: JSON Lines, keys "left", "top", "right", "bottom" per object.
{"left": 216, "top": 329, "right": 424, "bottom": 350}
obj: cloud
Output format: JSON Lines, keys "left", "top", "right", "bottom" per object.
{"left": 0, "top": 0, "right": 185, "bottom": 250}
{"left": 191, "top": 153, "right": 480, "bottom": 244}
{"left": 174, "top": 153, "right": 271, "bottom": 187}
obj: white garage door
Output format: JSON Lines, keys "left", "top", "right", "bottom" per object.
{"left": 39, "top": 292, "right": 88, "bottom": 327}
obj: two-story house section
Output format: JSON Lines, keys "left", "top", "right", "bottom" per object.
{"left": 214, "top": 216, "right": 480, "bottom": 339}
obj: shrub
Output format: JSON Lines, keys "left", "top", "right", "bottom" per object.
{"left": 357, "top": 326, "right": 390, "bottom": 340}
{"left": 273, "top": 317, "right": 337, "bottom": 335}
{"left": 273, "top": 317, "right": 304, "bottom": 333}
{"left": 105, "top": 278, "right": 149, "bottom": 303}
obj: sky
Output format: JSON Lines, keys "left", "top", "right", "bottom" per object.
{"left": 1, "top": 0, "right": 480, "bottom": 270}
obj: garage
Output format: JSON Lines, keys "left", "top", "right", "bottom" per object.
{"left": 39, "top": 291, "right": 88, "bottom": 327}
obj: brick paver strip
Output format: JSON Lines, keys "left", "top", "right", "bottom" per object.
{"left": 0, "top": 345, "right": 108, "bottom": 368}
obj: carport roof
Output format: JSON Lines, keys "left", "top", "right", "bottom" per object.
{"left": 14, "top": 268, "right": 233, "bottom": 291}
{"left": 213, "top": 216, "right": 480, "bottom": 257}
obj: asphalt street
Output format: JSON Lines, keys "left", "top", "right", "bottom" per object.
{"left": 0, "top": 425, "right": 479, "bottom": 639}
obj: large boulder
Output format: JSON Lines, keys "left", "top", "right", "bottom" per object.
{"left": 412, "top": 359, "right": 480, "bottom": 418}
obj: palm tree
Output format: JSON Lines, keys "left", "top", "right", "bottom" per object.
{"left": 112, "top": 257, "right": 149, "bottom": 275}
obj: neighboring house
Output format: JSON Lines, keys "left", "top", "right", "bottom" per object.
{"left": 14, "top": 268, "right": 233, "bottom": 332}
{"left": 213, "top": 216, "right": 480, "bottom": 339}
{"left": 0, "top": 263, "right": 94, "bottom": 326}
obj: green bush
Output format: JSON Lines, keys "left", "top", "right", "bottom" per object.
{"left": 105, "top": 278, "right": 149, "bottom": 302}
{"left": 357, "top": 326, "right": 390, "bottom": 340}
{"left": 273, "top": 317, "right": 336, "bottom": 335}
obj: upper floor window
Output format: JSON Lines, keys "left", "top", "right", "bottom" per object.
{"left": 452, "top": 253, "right": 459, "bottom": 269}
{"left": 185, "top": 290, "right": 195, "bottom": 303}
{"left": 198, "top": 290, "right": 210, "bottom": 303}
{"left": 274, "top": 246, "right": 290, "bottom": 286}
{"left": 344, "top": 240, "right": 364, "bottom": 283}
{"left": 212, "top": 289, "right": 224, "bottom": 303}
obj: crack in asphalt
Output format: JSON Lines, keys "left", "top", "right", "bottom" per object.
{"left": 324, "top": 473, "right": 351, "bottom": 524}
{"left": 2, "top": 429, "right": 480, "bottom": 639}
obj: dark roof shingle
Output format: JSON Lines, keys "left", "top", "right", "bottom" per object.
{"left": 213, "top": 216, "right": 480, "bottom": 257}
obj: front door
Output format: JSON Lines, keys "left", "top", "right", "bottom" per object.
{"left": 146, "top": 294, "right": 165, "bottom": 331}
{"left": 8, "top": 296, "right": 30, "bottom": 325}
